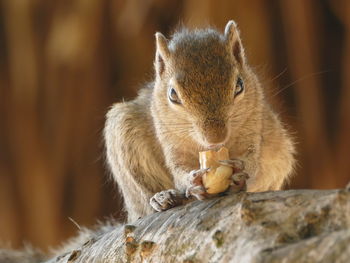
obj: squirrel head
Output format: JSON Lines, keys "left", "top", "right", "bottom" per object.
{"left": 151, "top": 21, "right": 261, "bottom": 149}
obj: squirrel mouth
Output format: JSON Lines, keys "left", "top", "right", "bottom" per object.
{"left": 207, "top": 143, "right": 225, "bottom": 150}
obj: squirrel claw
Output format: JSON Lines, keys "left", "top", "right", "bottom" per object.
{"left": 150, "top": 189, "right": 184, "bottom": 212}
{"left": 190, "top": 168, "right": 210, "bottom": 177}
{"left": 186, "top": 185, "right": 208, "bottom": 200}
{"left": 189, "top": 168, "right": 210, "bottom": 185}
{"left": 228, "top": 172, "right": 249, "bottom": 193}
{"left": 186, "top": 168, "right": 211, "bottom": 200}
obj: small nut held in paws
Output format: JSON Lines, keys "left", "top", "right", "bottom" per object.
{"left": 199, "top": 147, "right": 248, "bottom": 194}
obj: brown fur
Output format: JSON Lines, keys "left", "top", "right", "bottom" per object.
{"left": 104, "top": 21, "right": 295, "bottom": 222}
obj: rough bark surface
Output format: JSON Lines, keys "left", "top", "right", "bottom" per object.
{"left": 46, "top": 189, "right": 350, "bottom": 263}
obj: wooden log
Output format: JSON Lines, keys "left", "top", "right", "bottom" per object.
{"left": 41, "top": 188, "right": 350, "bottom": 263}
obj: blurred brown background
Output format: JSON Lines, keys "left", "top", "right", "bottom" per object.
{"left": 0, "top": 0, "right": 349, "bottom": 251}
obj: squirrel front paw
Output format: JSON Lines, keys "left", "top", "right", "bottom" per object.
{"left": 186, "top": 159, "right": 248, "bottom": 199}
{"left": 229, "top": 171, "right": 250, "bottom": 192}
{"left": 217, "top": 159, "right": 244, "bottom": 171}
{"left": 185, "top": 168, "right": 210, "bottom": 200}
{"left": 150, "top": 189, "right": 184, "bottom": 212}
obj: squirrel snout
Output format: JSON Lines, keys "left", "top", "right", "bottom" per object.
{"left": 204, "top": 129, "right": 228, "bottom": 145}
{"left": 199, "top": 118, "right": 228, "bottom": 146}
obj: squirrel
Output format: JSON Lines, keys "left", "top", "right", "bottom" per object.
{"left": 104, "top": 20, "right": 296, "bottom": 223}
{"left": 0, "top": 20, "right": 296, "bottom": 262}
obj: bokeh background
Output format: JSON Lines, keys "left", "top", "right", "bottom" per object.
{"left": 1, "top": 0, "right": 349, "bottom": 251}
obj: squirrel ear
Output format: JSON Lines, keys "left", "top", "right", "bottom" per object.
{"left": 155, "top": 32, "right": 170, "bottom": 76}
{"left": 224, "top": 20, "right": 246, "bottom": 66}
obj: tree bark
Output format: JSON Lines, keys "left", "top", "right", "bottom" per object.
{"left": 46, "top": 188, "right": 350, "bottom": 263}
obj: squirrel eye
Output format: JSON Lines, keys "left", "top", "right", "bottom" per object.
{"left": 168, "top": 88, "right": 181, "bottom": 104}
{"left": 234, "top": 77, "right": 244, "bottom": 97}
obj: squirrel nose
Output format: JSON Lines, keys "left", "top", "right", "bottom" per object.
{"left": 205, "top": 132, "right": 227, "bottom": 145}
{"left": 203, "top": 118, "right": 228, "bottom": 145}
